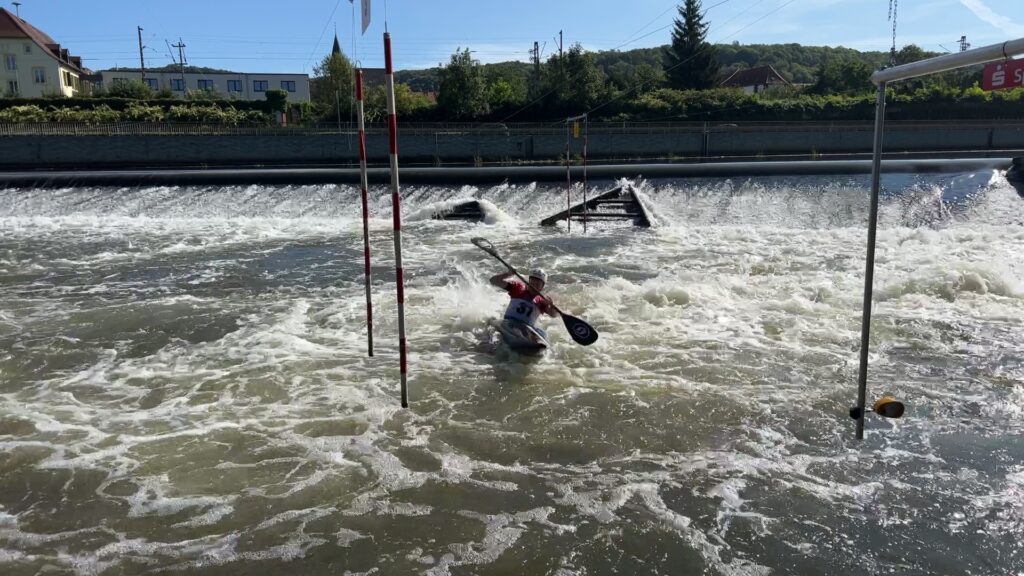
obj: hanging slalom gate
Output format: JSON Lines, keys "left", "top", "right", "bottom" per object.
{"left": 564, "top": 114, "right": 588, "bottom": 233}
{"left": 851, "top": 36, "right": 1024, "bottom": 439}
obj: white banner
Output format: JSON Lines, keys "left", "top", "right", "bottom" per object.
{"left": 361, "top": 0, "right": 371, "bottom": 34}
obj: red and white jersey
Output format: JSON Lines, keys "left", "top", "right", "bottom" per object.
{"left": 502, "top": 280, "right": 551, "bottom": 326}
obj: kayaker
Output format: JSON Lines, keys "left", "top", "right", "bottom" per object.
{"left": 489, "top": 269, "right": 559, "bottom": 328}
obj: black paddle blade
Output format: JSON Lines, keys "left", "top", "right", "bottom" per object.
{"left": 471, "top": 237, "right": 497, "bottom": 257}
{"left": 561, "top": 313, "right": 599, "bottom": 346}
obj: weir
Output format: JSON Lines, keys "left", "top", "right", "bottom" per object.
{"left": 539, "top": 184, "right": 653, "bottom": 227}
{"left": 0, "top": 158, "right": 1013, "bottom": 188}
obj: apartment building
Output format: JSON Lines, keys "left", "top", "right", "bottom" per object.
{"left": 0, "top": 8, "right": 88, "bottom": 97}
{"left": 96, "top": 70, "right": 311, "bottom": 102}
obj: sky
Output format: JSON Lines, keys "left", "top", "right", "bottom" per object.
{"left": 14, "top": 0, "right": 1024, "bottom": 74}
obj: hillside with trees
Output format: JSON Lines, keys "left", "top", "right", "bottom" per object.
{"left": 1, "top": 3, "right": 1016, "bottom": 125}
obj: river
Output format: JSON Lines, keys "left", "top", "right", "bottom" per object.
{"left": 1, "top": 171, "right": 1022, "bottom": 574}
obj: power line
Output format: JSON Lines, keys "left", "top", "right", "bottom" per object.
{"left": 306, "top": 0, "right": 343, "bottom": 69}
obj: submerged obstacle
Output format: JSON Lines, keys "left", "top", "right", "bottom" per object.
{"left": 1007, "top": 157, "right": 1024, "bottom": 198}
{"left": 540, "top": 184, "right": 653, "bottom": 227}
{"left": 429, "top": 199, "right": 487, "bottom": 221}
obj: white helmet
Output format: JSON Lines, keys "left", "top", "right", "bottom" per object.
{"left": 528, "top": 268, "right": 548, "bottom": 283}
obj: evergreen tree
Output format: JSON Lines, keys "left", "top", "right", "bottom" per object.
{"left": 663, "top": 0, "right": 719, "bottom": 90}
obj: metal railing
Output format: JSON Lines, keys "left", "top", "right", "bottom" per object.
{"left": 1, "top": 119, "right": 1022, "bottom": 138}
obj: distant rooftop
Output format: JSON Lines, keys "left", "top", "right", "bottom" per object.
{"left": 720, "top": 65, "right": 790, "bottom": 88}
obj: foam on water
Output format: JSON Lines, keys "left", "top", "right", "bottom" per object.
{"left": 0, "top": 173, "right": 1022, "bottom": 574}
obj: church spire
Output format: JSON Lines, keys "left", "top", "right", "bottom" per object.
{"left": 332, "top": 33, "right": 342, "bottom": 56}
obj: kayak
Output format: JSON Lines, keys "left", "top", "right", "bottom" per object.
{"left": 497, "top": 319, "right": 549, "bottom": 355}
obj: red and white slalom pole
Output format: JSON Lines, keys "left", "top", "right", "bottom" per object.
{"left": 384, "top": 32, "right": 409, "bottom": 408}
{"left": 356, "top": 68, "right": 373, "bottom": 357}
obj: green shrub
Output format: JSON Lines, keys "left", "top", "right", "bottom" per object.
{"left": 107, "top": 80, "right": 154, "bottom": 100}
{"left": 241, "top": 110, "right": 272, "bottom": 124}
{"left": 0, "top": 105, "right": 48, "bottom": 122}
{"left": 123, "top": 103, "right": 166, "bottom": 122}
{"left": 167, "top": 104, "right": 244, "bottom": 124}
{"left": 45, "top": 105, "right": 120, "bottom": 123}
{"left": 264, "top": 89, "right": 288, "bottom": 113}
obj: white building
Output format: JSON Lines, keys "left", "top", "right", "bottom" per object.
{"left": 96, "top": 70, "right": 311, "bottom": 102}
{"left": 0, "top": 8, "right": 88, "bottom": 98}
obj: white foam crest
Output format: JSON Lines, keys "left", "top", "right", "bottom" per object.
{"left": 124, "top": 474, "right": 237, "bottom": 519}
{"left": 427, "top": 508, "right": 557, "bottom": 576}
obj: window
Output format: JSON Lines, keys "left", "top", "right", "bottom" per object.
{"left": 227, "top": 79, "right": 242, "bottom": 92}
{"left": 144, "top": 78, "right": 159, "bottom": 90}
{"left": 111, "top": 77, "right": 128, "bottom": 87}
{"left": 253, "top": 80, "right": 268, "bottom": 92}
{"left": 23, "top": 44, "right": 31, "bottom": 54}
{"left": 62, "top": 71, "right": 73, "bottom": 87}
{"left": 32, "top": 67, "right": 45, "bottom": 84}
{"left": 6, "top": 80, "right": 18, "bottom": 96}
{"left": 4, "top": 54, "right": 15, "bottom": 71}
{"left": 170, "top": 78, "right": 184, "bottom": 91}
{"left": 197, "top": 79, "right": 214, "bottom": 91}
{"left": 280, "top": 80, "right": 296, "bottom": 92}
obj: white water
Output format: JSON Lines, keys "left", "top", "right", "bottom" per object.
{"left": 0, "top": 173, "right": 1022, "bottom": 575}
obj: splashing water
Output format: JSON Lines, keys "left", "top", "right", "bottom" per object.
{"left": 0, "top": 171, "right": 1022, "bottom": 575}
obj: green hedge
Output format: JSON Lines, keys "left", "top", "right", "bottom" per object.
{"left": 607, "top": 87, "right": 1024, "bottom": 122}
{"left": 0, "top": 97, "right": 276, "bottom": 113}
{"left": 0, "top": 103, "right": 273, "bottom": 124}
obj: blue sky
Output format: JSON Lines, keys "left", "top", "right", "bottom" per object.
{"left": 18, "top": 0, "right": 1024, "bottom": 73}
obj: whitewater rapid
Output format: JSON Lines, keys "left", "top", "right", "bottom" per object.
{"left": 0, "top": 172, "right": 1022, "bottom": 575}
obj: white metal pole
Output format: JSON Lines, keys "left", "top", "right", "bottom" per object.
{"left": 855, "top": 82, "right": 888, "bottom": 440}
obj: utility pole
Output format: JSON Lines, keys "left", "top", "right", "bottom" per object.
{"left": 557, "top": 30, "right": 564, "bottom": 77}
{"left": 172, "top": 39, "right": 187, "bottom": 93}
{"left": 138, "top": 27, "right": 146, "bottom": 82}
{"left": 959, "top": 35, "right": 970, "bottom": 52}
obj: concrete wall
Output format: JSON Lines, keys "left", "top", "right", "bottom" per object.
{"left": 3, "top": 125, "right": 1024, "bottom": 169}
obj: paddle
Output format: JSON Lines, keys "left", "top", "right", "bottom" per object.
{"left": 471, "top": 237, "right": 599, "bottom": 346}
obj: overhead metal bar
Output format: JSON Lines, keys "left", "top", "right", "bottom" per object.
{"left": 854, "top": 36, "right": 1024, "bottom": 439}
{"left": 872, "top": 38, "right": 1024, "bottom": 84}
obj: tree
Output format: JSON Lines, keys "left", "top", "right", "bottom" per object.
{"left": 546, "top": 44, "right": 608, "bottom": 111}
{"left": 664, "top": 0, "right": 719, "bottom": 90}
{"left": 364, "top": 84, "right": 433, "bottom": 122}
{"left": 809, "top": 59, "right": 874, "bottom": 95}
{"left": 311, "top": 50, "right": 354, "bottom": 120}
{"left": 107, "top": 80, "right": 153, "bottom": 99}
{"left": 264, "top": 89, "right": 289, "bottom": 114}
{"left": 631, "top": 63, "right": 666, "bottom": 95}
{"left": 437, "top": 48, "right": 489, "bottom": 119}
